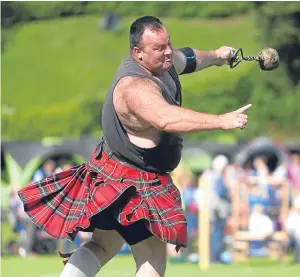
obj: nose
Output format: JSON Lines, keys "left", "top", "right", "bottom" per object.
{"left": 165, "top": 45, "right": 172, "bottom": 56}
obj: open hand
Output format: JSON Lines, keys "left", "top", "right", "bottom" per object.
{"left": 219, "top": 104, "right": 252, "bottom": 130}
{"left": 215, "top": 46, "right": 236, "bottom": 66}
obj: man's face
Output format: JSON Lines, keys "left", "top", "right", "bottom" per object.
{"left": 43, "top": 161, "right": 55, "bottom": 174}
{"left": 135, "top": 26, "right": 173, "bottom": 74}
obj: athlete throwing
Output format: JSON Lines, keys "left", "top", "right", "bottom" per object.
{"left": 18, "top": 16, "right": 251, "bottom": 277}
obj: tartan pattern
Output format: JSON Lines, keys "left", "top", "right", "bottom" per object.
{"left": 18, "top": 146, "right": 187, "bottom": 248}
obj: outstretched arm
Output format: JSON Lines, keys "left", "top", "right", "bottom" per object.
{"left": 122, "top": 77, "right": 251, "bottom": 133}
{"left": 172, "top": 46, "right": 235, "bottom": 75}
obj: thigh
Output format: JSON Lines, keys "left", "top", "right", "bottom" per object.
{"left": 131, "top": 236, "right": 167, "bottom": 277}
{"left": 85, "top": 229, "right": 125, "bottom": 267}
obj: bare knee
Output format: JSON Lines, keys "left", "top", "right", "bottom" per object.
{"left": 84, "top": 229, "right": 124, "bottom": 266}
{"left": 132, "top": 237, "right": 167, "bottom": 277}
{"left": 84, "top": 241, "right": 106, "bottom": 260}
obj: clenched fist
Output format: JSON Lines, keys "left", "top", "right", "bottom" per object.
{"left": 215, "top": 46, "right": 236, "bottom": 67}
{"left": 219, "top": 104, "right": 252, "bottom": 130}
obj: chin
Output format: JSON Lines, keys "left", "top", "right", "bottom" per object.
{"left": 164, "top": 62, "right": 173, "bottom": 70}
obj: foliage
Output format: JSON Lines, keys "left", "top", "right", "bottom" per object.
{"left": 1, "top": 153, "right": 41, "bottom": 209}
{"left": 253, "top": 2, "right": 300, "bottom": 85}
{"left": 1, "top": 153, "right": 41, "bottom": 187}
{"left": 1, "top": 1, "right": 252, "bottom": 28}
{"left": 2, "top": 97, "right": 104, "bottom": 140}
{"left": 1, "top": 2, "right": 300, "bottom": 142}
{"left": 1, "top": 15, "right": 258, "bottom": 141}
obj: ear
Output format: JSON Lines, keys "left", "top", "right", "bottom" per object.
{"left": 132, "top": 47, "right": 143, "bottom": 60}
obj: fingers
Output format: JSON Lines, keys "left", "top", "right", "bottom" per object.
{"left": 237, "top": 121, "right": 247, "bottom": 130}
{"left": 237, "top": 120, "right": 248, "bottom": 129}
{"left": 236, "top": 105, "right": 250, "bottom": 130}
{"left": 221, "top": 105, "right": 251, "bottom": 131}
{"left": 216, "top": 46, "right": 238, "bottom": 65}
{"left": 235, "top": 104, "right": 252, "bottom": 114}
{"left": 236, "top": 113, "right": 248, "bottom": 130}
{"left": 237, "top": 114, "right": 248, "bottom": 120}
{"left": 227, "top": 47, "right": 237, "bottom": 60}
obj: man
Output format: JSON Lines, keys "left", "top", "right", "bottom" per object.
{"left": 289, "top": 154, "right": 300, "bottom": 195}
{"left": 32, "top": 159, "right": 56, "bottom": 182}
{"left": 18, "top": 16, "right": 251, "bottom": 277}
{"left": 208, "top": 155, "right": 231, "bottom": 263}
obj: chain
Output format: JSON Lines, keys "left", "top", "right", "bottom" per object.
{"left": 228, "top": 48, "right": 260, "bottom": 68}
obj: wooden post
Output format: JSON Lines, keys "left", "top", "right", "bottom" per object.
{"left": 198, "top": 175, "right": 210, "bottom": 270}
{"left": 280, "top": 179, "right": 289, "bottom": 262}
{"left": 231, "top": 180, "right": 240, "bottom": 262}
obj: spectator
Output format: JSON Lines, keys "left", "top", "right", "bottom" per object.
{"left": 286, "top": 196, "right": 300, "bottom": 243}
{"left": 250, "top": 156, "right": 270, "bottom": 194}
{"left": 248, "top": 185, "right": 268, "bottom": 212}
{"left": 224, "top": 161, "right": 244, "bottom": 191}
{"left": 206, "top": 155, "right": 231, "bottom": 263}
{"left": 55, "top": 161, "right": 73, "bottom": 174}
{"left": 32, "top": 159, "right": 56, "bottom": 182}
{"left": 181, "top": 175, "right": 198, "bottom": 254}
{"left": 288, "top": 154, "right": 300, "bottom": 195}
{"left": 249, "top": 204, "right": 274, "bottom": 237}
{"left": 248, "top": 204, "right": 274, "bottom": 256}
{"left": 8, "top": 185, "right": 36, "bottom": 257}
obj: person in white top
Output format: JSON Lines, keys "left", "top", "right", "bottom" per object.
{"left": 286, "top": 196, "right": 300, "bottom": 240}
{"left": 249, "top": 204, "right": 274, "bottom": 237}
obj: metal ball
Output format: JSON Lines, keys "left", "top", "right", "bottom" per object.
{"left": 258, "top": 48, "right": 280, "bottom": 71}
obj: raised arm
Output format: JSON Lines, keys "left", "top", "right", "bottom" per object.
{"left": 172, "top": 46, "right": 235, "bottom": 75}
{"left": 122, "top": 77, "right": 251, "bottom": 133}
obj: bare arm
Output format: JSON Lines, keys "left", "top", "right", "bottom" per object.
{"left": 172, "top": 46, "right": 235, "bottom": 74}
{"left": 123, "top": 78, "right": 250, "bottom": 133}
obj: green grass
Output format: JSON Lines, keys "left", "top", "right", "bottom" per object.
{"left": 2, "top": 222, "right": 299, "bottom": 277}
{"left": 2, "top": 15, "right": 259, "bottom": 114}
{"left": 1, "top": 254, "right": 299, "bottom": 277}
{"left": 1, "top": 223, "right": 19, "bottom": 252}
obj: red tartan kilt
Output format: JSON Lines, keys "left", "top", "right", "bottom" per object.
{"left": 18, "top": 146, "right": 187, "bottom": 249}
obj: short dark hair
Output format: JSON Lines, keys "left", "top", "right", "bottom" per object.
{"left": 129, "top": 16, "right": 163, "bottom": 50}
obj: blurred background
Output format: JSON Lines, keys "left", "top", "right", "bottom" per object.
{"left": 1, "top": 1, "right": 300, "bottom": 277}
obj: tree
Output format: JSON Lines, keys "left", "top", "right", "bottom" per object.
{"left": 254, "top": 2, "right": 300, "bottom": 85}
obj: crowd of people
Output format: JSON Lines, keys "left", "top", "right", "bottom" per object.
{"left": 4, "top": 152, "right": 300, "bottom": 263}
{"left": 171, "top": 152, "right": 300, "bottom": 263}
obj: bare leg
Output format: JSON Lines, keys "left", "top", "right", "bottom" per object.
{"left": 85, "top": 229, "right": 125, "bottom": 266}
{"left": 60, "top": 229, "right": 124, "bottom": 277}
{"left": 131, "top": 236, "right": 167, "bottom": 277}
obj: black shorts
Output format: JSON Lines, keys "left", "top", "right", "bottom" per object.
{"left": 84, "top": 187, "right": 153, "bottom": 245}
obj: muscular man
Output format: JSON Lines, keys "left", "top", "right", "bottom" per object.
{"left": 18, "top": 16, "right": 251, "bottom": 277}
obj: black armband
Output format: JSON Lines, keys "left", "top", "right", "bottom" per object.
{"left": 178, "top": 47, "right": 197, "bottom": 75}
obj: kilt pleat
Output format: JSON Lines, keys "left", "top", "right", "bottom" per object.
{"left": 18, "top": 147, "right": 187, "bottom": 248}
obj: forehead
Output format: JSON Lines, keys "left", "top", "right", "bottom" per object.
{"left": 141, "top": 26, "right": 169, "bottom": 46}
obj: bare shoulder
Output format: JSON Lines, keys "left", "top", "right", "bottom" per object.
{"left": 115, "top": 76, "right": 160, "bottom": 96}
{"left": 113, "top": 76, "right": 165, "bottom": 133}
{"left": 114, "top": 76, "right": 162, "bottom": 106}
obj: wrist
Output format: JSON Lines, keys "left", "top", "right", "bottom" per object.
{"left": 214, "top": 49, "right": 224, "bottom": 66}
{"left": 216, "top": 114, "right": 223, "bottom": 129}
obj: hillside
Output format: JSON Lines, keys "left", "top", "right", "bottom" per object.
{"left": 2, "top": 15, "right": 259, "bottom": 111}
{"left": 2, "top": 15, "right": 264, "bottom": 141}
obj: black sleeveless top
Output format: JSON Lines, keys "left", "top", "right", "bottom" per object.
{"left": 102, "top": 54, "right": 183, "bottom": 173}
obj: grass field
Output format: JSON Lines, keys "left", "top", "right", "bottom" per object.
{"left": 2, "top": 221, "right": 299, "bottom": 276}
{"left": 1, "top": 254, "right": 299, "bottom": 277}
{"left": 2, "top": 15, "right": 259, "bottom": 114}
